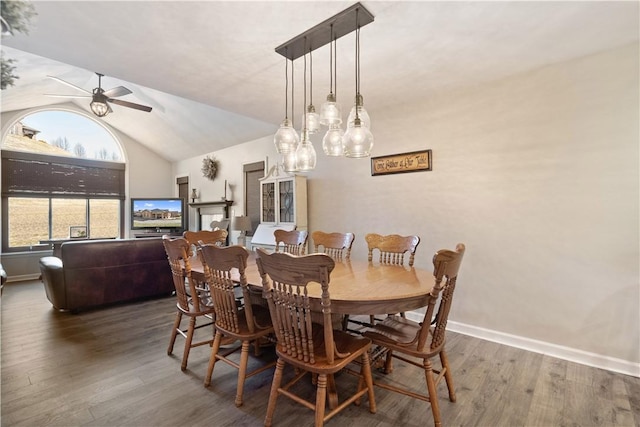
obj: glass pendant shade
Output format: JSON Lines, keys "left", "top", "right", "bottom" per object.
{"left": 273, "top": 118, "right": 299, "bottom": 154}
{"left": 282, "top": 150, "right": 299, "bottom": 173}
{"left": 343, "top": 117, "right": 374, "bottom": 158}
{"left": 322, "top": 123, "right": 345, "bottom": 156}
{"left": 90, "top": 99, "right": 110, "bottom": 117}
{"left": 319, "top": 93, "right": 342, "bottom": 126}
{"left": 346, "top": 94, "right": 370, "bottom": 129}
{"left": 296, "top": 130, "right": 317, "bottom": 171}
{"left": 303, "top": 105, "right": 320, "bottom": 134}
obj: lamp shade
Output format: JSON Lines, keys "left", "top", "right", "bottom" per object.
{"left": 90, "top": 99, "right": 110, "bottom": 117}
{"left": 233, "top": 216, "right": 252, "bottom": 232}
{"left": 343, "top": 118, "right": 374, "bottom": 158}
{"left": 274, "top": 118, "right": 299, "bottom": 154}
{"left": 322, "top": 124, "right": 345, "bottom": 156}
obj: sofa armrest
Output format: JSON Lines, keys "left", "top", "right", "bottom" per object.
{"left": 39, "top": 256, "right": 67, "bottom": 310}
{"left": 0, "top": 263, "right": 6, "bottom": 294}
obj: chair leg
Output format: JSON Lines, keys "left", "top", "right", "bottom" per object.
{"left": 235, "top": 341, "right": 250, "bottom": 407}
{"left": 384, "top": 349, "right": 394, "bottom": 374}
{"left": 204, "top": 331, "right": 223, "bottom": 387}
{"left": 181, "top": 316, "right": 196, "bottom": 371}
{"left": 424, "top": 359, "right": 442, "bottom": 427}
{"left": 341, "top": 315, "right": 349, "bottom": 331}
{"left": 439, "top": 350, "right": 456, "bottom": 402}
{"left": 315, "top": 374, "right": 328, "bottom": 427}
{"left": 265, "top": 358, "right": 285, "bottom": 427}
{"left": 167, "top": 311, "right": 182, "bottom": 355}
{"left": 361, "top": 352, "right": 377, "bottom": 414}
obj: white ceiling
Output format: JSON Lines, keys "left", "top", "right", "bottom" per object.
{"left": 1, "top": 1, "right": 637, "bottom": 162}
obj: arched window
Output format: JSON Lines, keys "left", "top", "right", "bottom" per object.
{"left": 1, "top": 110, "right": 125, "bottom": 253}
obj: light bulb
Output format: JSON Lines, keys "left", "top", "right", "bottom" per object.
{"left": 273, "top": 118, "right": 299, "bottom": 154}
{"left": 343, "top": 118, "right": 374, "bottom": 158}
{"left": 319, "top": 93, "right": 342, "bottom": 126}
{"left": 346, "top": 95, "right": 370, "bottom": 129}
{"left": 282, "top": 151, "right": 299, "bottom": 173}
{"left": 303, "top": 105, "right": 320, "bottom": 134}
{"left": 296, "top": 130, "right": 317, "bottom": 171}
{"left": 322, "top": 124, "right": 345, "bottom": 157}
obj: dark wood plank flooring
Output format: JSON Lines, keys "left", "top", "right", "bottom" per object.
{"left": 2, "top": 280, "right": 639, "bottom": 426}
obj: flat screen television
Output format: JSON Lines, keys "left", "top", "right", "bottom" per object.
{"left": 131, "top": 198, "right": 185, "bottom": 232}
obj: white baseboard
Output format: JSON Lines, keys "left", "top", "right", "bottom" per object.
{"left": 405, "top": 312, "right": 640, "bottom": 378}
{"left": 7, "top": 273, "right": 41, "bottom": 283}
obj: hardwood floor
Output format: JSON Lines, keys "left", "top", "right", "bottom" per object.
{"left": 2, "top": 280, "right": 639, "bottom": 426}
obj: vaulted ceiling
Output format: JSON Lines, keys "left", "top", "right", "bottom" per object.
{"left": 1, "top": 1, "right": 637, "bottom": 162}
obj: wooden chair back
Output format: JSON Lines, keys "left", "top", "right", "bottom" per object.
{"left": 273, "top": 229, "right": 308, "bottom": 255}
{"left": 365, "top": 233, "right": 420, "bottom": 266}
{"left": 162, "top": 235, "right": 204, "bottom": 313}
{"left": 418, "top": 243, "right": 465, "bottom": 353}
{"left": 183, "top": 229, "right": 228, "bottom": 256}
{"left": 311, "top": 231, "right": 355, "bottom": 260}
{"left": 255, "top": 249, "right": 336, "bottom": 364}
{"left": 197, "top": 244, "right": 257, "bottom": 334}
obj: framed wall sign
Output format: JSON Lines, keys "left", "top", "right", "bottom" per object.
{"left": 371, "top": 149, "right": 432, "bottom": 176}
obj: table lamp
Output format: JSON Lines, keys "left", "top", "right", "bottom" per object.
{"left": 233, "top": 216, "right": 252, "bottom": 247}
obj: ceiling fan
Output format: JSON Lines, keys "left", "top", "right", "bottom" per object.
{"left": 46, "top": 72, "right": 153, "bottom": 117}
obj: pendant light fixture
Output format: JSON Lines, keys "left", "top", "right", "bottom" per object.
{"left": 274, "top": 50, "right": 299, "bottom": 155}
{"left": 343, "top": 8, "right": 374, "bottom": 158}
{"left": 303, "top": 49, "right": 320, "bottom": 134}
{"left": 319, "top": 25, "right": 342, "bottom": 127}
{"left": 274, "top": 2, "right": 374, "bottom": 163}
{"left": 296, "top": 47, "right": 317, "bottom": 171}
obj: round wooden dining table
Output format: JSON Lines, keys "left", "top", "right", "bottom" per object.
{"left": 190, "top": 253, "right": 435, "bottom": 316}
{"left": 189, "top": 252, "right": 435, "bottom": 411}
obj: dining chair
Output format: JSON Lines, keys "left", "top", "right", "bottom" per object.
{"left": 273, "top": 228, "right": 308, "bottom": 255}
{"left": 255, "top": 248, "right": 376, "bottom": 427}
{"left": 365, "top": 233, "right": 421, "bottom": 266}
{"left": 183, "top": 229, "right": 230, "bottom": 299}
{"left": 198, "top": 244, "right": 275, "bottom": 407}
{"left": 183, "top": 229, "right": 228, "bottom": 255}
{"left": 343, "top": 233, "right": 421, "bottom": 331}
{"left": 311, "top": 230, "right": 355, "bottom": 260}
{"left": 162, "top": 235, "right": 215, "bottom": 371}
{"left": 363, "top": 243, "right": 466, "bottom": 427}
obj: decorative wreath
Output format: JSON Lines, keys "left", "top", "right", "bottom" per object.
{"left": 201, "top": 156, "right": 218, "bottom": 181}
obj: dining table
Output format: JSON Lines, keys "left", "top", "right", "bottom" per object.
{"left": 188, "top": 251, "right": 435, "bottom": 410}
{"left": 189, "top": 251, "right": 436, "bottom": 316}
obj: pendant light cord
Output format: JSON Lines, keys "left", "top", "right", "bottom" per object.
{"left": 284, "top": 49, "right": 289, "bottom": 120}
{"left": 329, "top": 24, "right": 334, "bottom": 96}
{"left": 303, "top": 38, "right": 308, "bottom": 130}
{"left": 355, "top": 8, "right": 360, "bottom": 120}
{"left": 309, "top": 49, "right": 313, "bottom": 105}
{"left": 334, "top": 35, "right": 338, "bottom": 101}
{"left": 290, "top": 58, "right": 294, "bottom": 127}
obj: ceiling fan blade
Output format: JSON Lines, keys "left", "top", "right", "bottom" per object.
{"left": 108, "top": 98, "right": 152, "bottom": 112}
{"left": 47, "top": 75, "right": 91, "bottom": 94}
{"left": 44, "top": 94, "right": 92, "bottom": 98}
{"left": 103, "top": 86, "right": 132, "bottom": 98}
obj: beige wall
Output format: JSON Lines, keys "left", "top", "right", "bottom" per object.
{"left": 175, "top": 43, "right": 639, "bottom": 373}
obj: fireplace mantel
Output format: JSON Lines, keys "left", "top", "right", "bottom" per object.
{"left": 189, "top": 200, "right": 233, "bottom": 231}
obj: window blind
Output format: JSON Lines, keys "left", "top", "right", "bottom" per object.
{"left": 1, "top": 150, "right": 125, "bottom": 198}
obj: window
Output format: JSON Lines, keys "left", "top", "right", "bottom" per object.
{"left": 1, "top": 111, "right": 125, "bottom": 252}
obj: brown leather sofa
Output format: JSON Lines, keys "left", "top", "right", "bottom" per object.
{"left": 39, "top": 237, "right": 174, "bottom": 312}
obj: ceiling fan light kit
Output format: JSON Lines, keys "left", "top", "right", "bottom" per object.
{"left": 48, "top": 72, "right": 152, "bottom": 117}
{"left": 274, "top": 2, "right": 374, "bottom": 171}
